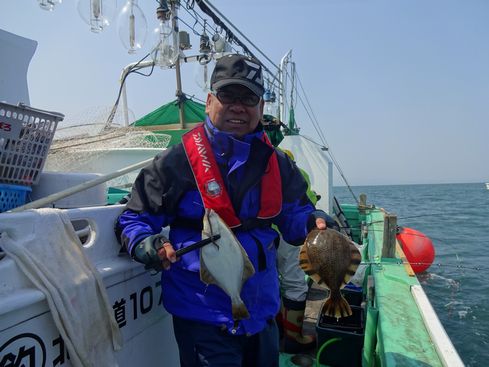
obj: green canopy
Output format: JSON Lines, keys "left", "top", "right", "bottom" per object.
{"left": 132, "top": 97, "right": 206, "bottom": 147}
{"left": 133, "top": 98, "right": 206, "bottom": 127}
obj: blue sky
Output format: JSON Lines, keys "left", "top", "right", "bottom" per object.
{"left": 1, "top": 0, "right": 488, "bottom": 186}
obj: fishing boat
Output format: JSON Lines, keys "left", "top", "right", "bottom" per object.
{"left": 0, "top": 1, "right": 464, "bottom": 366}
{"left": 485, "top": 182, "right": 489, "bottom": 190}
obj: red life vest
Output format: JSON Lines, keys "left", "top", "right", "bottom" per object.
{"left": 182, "top": 124, "right": 282, "bottom": 228}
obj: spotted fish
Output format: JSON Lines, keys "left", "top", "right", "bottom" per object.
{"left": 200, "top": 209, "right": 255, "bottom": 321}
{"left": 299, "top": 228, "right": 361, "bottom": 318}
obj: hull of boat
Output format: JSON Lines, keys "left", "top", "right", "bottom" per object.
{"left": 0, "top": 206, "right": 180, "bottom": 366}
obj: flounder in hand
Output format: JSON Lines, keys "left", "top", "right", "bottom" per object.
{"left": 299, "top": 229, "right": 361, "bottom": 319}
{"left": 200, "top": 209, "right": 255, "bottom": 320}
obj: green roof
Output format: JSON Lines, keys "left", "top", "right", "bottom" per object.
{"left": 133, "top": 98, "right": 206, "bottom": 127}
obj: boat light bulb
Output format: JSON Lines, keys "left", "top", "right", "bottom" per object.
{"left": 154, "top": 18, "right": 179, "bottom": 68}
{"left": 117, "top": 0, "right": 148, "bottom": 54}
{"left": 77, "top": 0, "right": 117, "bottom": 33}
{"left": 194, "top": 57, "right": 214, "bottom": 92}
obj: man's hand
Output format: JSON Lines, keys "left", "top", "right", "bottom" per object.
{"left": 133, "top": 234, "right": 177, "bottom": 272}
{"left": 157, "top": 241, "right": 177, "bottom": 270}
{"left": 315, "top": 217, "right": 327, "bottom": 230}
{"left": 308, "top": 210, "right": 339, "bottom": 232}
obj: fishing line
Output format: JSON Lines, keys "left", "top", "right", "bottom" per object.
{"left": 342, "top": 223, "right": 473, "bottom": 251}
{"left": 392, "top": 213, "right": 448, "bottom": 221}
{"left": 356, "top": 213, "right": 448, "bottom": 228}
{"left": 332, "top": 221, "right": 473, "bottom": 272}
{"left": 360, "top": 261, "right": 485, "bottom": 271}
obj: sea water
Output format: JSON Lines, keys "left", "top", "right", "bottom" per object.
{"left": 334, "top": 182, "right": 488, "bottom": 366}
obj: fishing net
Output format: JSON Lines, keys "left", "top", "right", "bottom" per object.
{"left": 46, "top": 106, "right": 171, "bottom": 189}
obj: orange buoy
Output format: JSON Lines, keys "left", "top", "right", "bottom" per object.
{"left": 396, "top": 227, "right": 435, "bottom": 273}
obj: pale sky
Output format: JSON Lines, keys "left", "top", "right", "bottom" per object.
{"left": 1, "top": 0, "right": 488, "bottom": 186}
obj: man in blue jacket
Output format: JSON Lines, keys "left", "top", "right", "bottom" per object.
{"left": 116, "top": 54, "right": 328, "bottom": 367}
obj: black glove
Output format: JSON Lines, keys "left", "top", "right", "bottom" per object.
{"left": 307, "top": 210, "right": 340, "bottom": 232}
{"left": 133, "top": 234, "right": 169, "bottom": 272}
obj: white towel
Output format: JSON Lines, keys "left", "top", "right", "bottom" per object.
{"left": 0, "top": 208, "right": 123, "bottom": 367}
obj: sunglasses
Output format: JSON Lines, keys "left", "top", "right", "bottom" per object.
{"left": 212, "top": 90, "right": 261, "bottom": 107}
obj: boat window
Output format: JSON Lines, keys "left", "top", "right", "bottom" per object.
{"left": 70, "top": 219, "right": 92, "bottom": 246}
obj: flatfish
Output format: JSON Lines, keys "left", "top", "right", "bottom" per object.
{"left": 299, "top": 229, "right": 361, "bottom": 318}
{"left": 200, "top": 209, "right": 255, "bottom": 321}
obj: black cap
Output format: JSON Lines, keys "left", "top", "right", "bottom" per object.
{"left": 210, "top": 54, "right": 265, "bottom": 97}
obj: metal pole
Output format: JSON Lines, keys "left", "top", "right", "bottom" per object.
{"left": 278, "top": 50, "right": 292, "bottom": 123}
{"left": 118, "top": 60, "right": 155, "bottom": 127}
{"left": 11, "top": 158, "right": 154, "bottom": 212}
{"left": 288, "top": 61, "right": 296, "bottom": 131}
{"left": 290, "top": 61, "right": 295, "bottom": 108}
{"left": 121, "top": 83, "right": 129, "bottom": 127}
{"left": 171, "top": 0, "right": 185, "bottom": 129}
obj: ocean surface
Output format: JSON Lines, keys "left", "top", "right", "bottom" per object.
{"left": 334, "top": 182, "right": 488, "bottom": 366}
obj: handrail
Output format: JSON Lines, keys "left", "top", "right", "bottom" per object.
{"left": 10, "top": 157, "right": 154, "bottom": 212}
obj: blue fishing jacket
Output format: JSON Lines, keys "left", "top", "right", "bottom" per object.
{"left": 117, "top": 118, "right": 317, "bottom": 336}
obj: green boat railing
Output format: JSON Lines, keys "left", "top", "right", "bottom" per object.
{"left": 339, "top": 202, "right": 462, "bottom": 367}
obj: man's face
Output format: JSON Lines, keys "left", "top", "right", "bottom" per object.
{"left": 206, "top": 85, "right": 264, "bottom": 138}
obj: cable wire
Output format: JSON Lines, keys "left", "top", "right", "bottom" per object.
{"left": 292, "top": 68, "right": 359, "bottom": 204}
{"left": 104, "top": 49, "right": 156, "bottom": 128}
